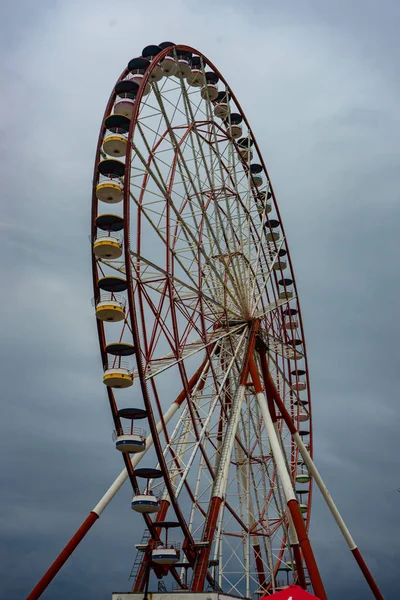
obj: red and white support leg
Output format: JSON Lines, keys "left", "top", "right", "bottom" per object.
{"left": 248, "top": 356, "right": 328, "bottom": 600}
{"left": 260, "top": 354, "right": 384, "bottom": 600}
{"left": 260, "top": 350, "right": 307, "bottom": 590}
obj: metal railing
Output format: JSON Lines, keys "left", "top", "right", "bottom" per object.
{"left": 103, "top": 358, "right": 133, "bottom": 372}
{"left": 104, "top": 129, "right": 128, "bottom": 138}
{"left": 91, "top": 231, "right": 123, "bottom": 243}
{"left": 112, "top": 427, "right": 146, "bottom": 441}
{"left": 97, "top": 173, "right": 124, "bottom": 183}
{"left": 92, "top": 292, "right": 126, "bottom": 308}
{"left": 152, "top": 541, "right": 181, "bottom": 551}
{"left": 132, "top": 487, "right": 163, "bottom": 500}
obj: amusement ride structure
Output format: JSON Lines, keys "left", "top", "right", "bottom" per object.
{"left": 28, "top": 44, "right": 384, "bottom": 600}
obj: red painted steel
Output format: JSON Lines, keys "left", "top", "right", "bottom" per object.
{"left": 26, "top": 512, "right": 99, "bottom": 600}
{"left": 351, "top": 548, "right": 384, "bottom": 600}
{"left": 249, "top": 356, "right": 325, "bottom": 598}
{"left": 253, "top": 543, "right": 267, "bottom": 589}
{"left": 191, "top": 496, "right": 223, "bottom": 591}
{"left": 287, "top": 500, "right": 327, "bottom": 600}
{"left": 292, "top": 543, "right": 307, "bottom": 590}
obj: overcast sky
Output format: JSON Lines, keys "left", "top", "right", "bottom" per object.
{"left": 1, "top": 0, "right": 399, "bottom": 598}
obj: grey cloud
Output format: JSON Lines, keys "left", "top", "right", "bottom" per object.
{"left": 1, "top": 0, "right": 399, "bottom": 598}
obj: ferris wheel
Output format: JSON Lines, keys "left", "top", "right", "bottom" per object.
{"left": 92, "top": 41, "right": 316, "bottom": 597}
{"left": 28, "top": 44, "right": 384, "bottom": 600}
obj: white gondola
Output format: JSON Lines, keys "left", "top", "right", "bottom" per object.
{"left": 279, "top": 290, "right": 293, "bottom": 300}
{"left": 148, "top": 64, "right": 164, "bottom": 83}
{"left": 299, "top": 503, "right": 308, "bottom": 513}
{"left": 266, "top": 231, "right": 280, "bottom": 242}
{"left": 95, "top": 297, "right": 125, "bottom": 322}
{"left": 115, "top": 433, "right": 146, "bottom": 453}
{"left": 131, "top": 494, "right": 159, "bottom": 513}
{"left": 103, "top": 367, "right": 133, "bottom": 388}
{"left": 131, "top": 73, "right": 150, "bottom": 95}
{"left": 175, "top": 58, "right": 191, "bottom": 79}
{"left": 283, "top": 319, "right": 298, "bottom": 330}
{"left": 103, "top": 134, "right": 127, "bottom": 157}
{"left": 142, "top": 46, "right": 164, "bottom": 83}
{"left": 226, "top": 123, "right": 242, "bottom": 139}
{"left": 93, "top": 234, "right": 122, "bottom": 259}
{"left": 298, "top": 412, "right": 309, "bottom": 422}
{"left": 92, "top": 292, "right": 126, "bottom": 323}
{"left": 201, "top": 84, "right": 218, "bottom": 101}
{"left": 272, "top": 260, "right": 287, "bottom": 271}
{"left": 114, "top": 98, "right": 135, "bottom": 119}
{"left": 238, "top": 147, "right": 253, "bottom": 162}
{"left": 187, "top": 69, "right": 205, "bottom": 87}
{"left": 214, "top": 102, "right": 229, "bottom": 119}
{"left": 293, "top": 381, "right": 307, "bottom": 391}
{"left": 251, "top": 174, "right": 263, "bottom": 187}
{"left": 161, "top": 55, "right": 177, "bottom": 77}
{"left": 296, "top": 473, "right": 311, "bottom": 483}
{"left": 96, "top": 179, "right": 123, "bottom": 204}
{"left": 152, "top": 548, "right": 179, "bottom": 565}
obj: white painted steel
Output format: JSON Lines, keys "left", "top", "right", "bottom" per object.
{"left": 273, "top": 421, "right": 299, "bottom": 547}
{"left": 212, "top": 384, "right": 246, "bottom": 499}
{"left": 255, "top": 391, "right": 296, "bottom": 503}
{"left": 174, "top": 331, "right": 247, "bottom": 498}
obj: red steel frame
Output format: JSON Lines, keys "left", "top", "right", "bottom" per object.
{"left": 26, "top": 44, "right": 385, "bottom": 600}
{"left": 118, "top": 49, "right": 288, "bottom": 593}
{"left": 121, "top": 47, "right": 313, "bottom": 592}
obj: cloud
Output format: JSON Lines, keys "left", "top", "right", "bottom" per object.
{"left": 1, "top": 1, "right": 399, "bottom": 598}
